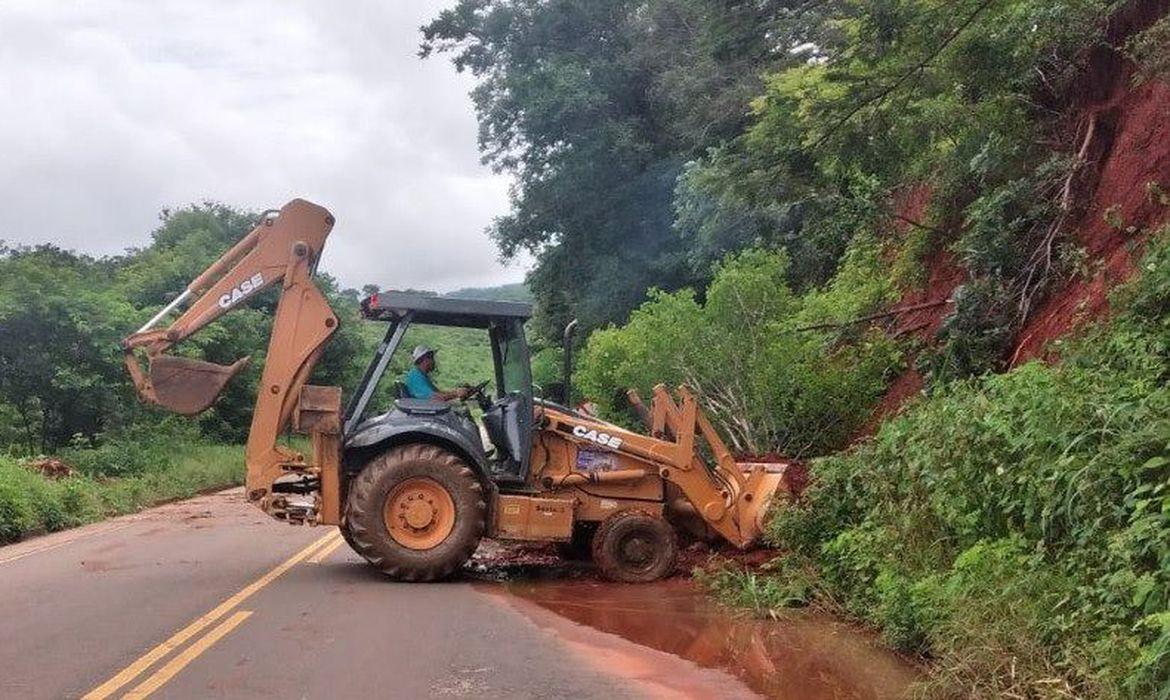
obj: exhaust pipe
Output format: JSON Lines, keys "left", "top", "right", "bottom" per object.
{"left": 562, "top": 318, "right": 578, "bottom": 406}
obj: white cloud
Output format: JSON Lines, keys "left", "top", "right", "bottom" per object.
{"left": 0, "top": 0, "right": 525, "bottom": 292}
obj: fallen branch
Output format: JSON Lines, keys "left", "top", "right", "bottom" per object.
{"left": 893, "top": 213, "right": 948, "bottom": 236}
{"left": 1018, "top": 113, "right": 1098, "bottom": 320}
{"left": 795, "top": 298, "right": 952, "bottom": 333}
{"left": 893, "top": 320, "right": 932, "bottom": 338}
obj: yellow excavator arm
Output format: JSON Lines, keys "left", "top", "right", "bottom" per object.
{"left": 122, "top": 199, "right": 341, "bottom": 520}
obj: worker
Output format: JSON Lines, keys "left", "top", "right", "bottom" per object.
{"left": 403, "top": 345, "right": 470, "bottom": 401}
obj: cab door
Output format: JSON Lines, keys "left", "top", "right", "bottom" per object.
{"left": 488, "top": 318, "right": 534, "bottom": 482}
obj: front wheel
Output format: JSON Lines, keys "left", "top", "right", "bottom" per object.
{"left": 592, "top": 511, "right": 678, "bottom": 583}
{"left": 344, "top": 444, "right": 486, "bottom": 581}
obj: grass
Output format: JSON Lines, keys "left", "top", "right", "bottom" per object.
{"left": 0, "top": 442, "right": 243, "bottom": 543}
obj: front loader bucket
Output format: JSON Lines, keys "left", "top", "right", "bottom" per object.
{"left": 665, "top": 464, "right": 789, "bottom": 548}
{"left": 149, "top": 355, "right": 249, "bottom": 415}
{"left": 733, "top": 464, "right": 789, "bottom": 547}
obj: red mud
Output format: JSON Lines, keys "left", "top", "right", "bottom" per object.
{"left": 861, "top": 247, "right": 964, "bottom": 430}
{"left": 864, "top": 367, "right": 926, "bottom": 433}
{"left": 1011, "top": 4, "right": 1170, "bottom": 363}
{"left": 493, "top": 578, "right": 919, "bottom": 700}
{"left": 27, "top": 457, "right": 74, "bottom": 480}
{"left": 466, "top": 537, "right": 781, "bottom": 583}
{"left": 862, "top": 187, "right": 967, "bottom": 429}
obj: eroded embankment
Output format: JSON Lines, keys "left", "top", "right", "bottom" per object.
{"left": 867, "top": 0, "right": 1170, "bottom": 424}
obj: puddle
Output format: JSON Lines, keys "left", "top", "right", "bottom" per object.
{"left": 492, "top": 577, "right": 919, "bottom": 700}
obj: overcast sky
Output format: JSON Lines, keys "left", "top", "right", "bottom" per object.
{"left": 0, "top": 1, "right": 526, "bottom": 292}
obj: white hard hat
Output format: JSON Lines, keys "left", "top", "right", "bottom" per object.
{"left": 411, "top": 344, "right": 436, "bottom": 363}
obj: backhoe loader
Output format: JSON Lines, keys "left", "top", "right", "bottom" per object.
{"left": 122, "top": 199, "right": 788, "bottom": 582}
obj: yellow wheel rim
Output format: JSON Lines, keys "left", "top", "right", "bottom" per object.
{"left": 383, "top": 477, "right": 456, "bottom": 551}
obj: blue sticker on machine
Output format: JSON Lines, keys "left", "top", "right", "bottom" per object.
{"left": 576, "top": 448, "right": 617, "bottom": 472}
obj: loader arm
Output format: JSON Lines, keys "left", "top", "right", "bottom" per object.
{"left": 540, "top": 385, "right": 786, "bottom": 548}
{"left": 122, "top": 199, "right": 340, "bottom": 519}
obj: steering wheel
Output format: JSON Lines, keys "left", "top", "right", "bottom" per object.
{"left": 463, "top": 380, "right": 491, "bottom": 409}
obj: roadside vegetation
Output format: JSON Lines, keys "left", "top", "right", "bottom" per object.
{"left": 705, "top": 229, "right": 1170, "bottom": 698}
{"left": 0, "top": 428, "right": 243, "bottom": 542}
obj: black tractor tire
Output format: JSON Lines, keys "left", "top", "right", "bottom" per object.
{"left": 345, "top": 444, "right": 486, "bottom": 582}
{"left": 592, "top": 510, "right": 678, "bottom": 583}
{"left": 556, "top": 522, "right": 597, "bottom": 562}
{"left": 339, "top": 522, "right": 358, "bottom": 551}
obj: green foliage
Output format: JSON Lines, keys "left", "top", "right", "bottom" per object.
{"left": 1128, "top": 15, "right": 1170, "bottom": 85}
{"left": 529, "top": 345, "right": 564, "bottom": 396}
{"left": 674, "top": 0, "right": 1113, "bottom": 378}
{"left": 0, "top": 246, "right": 139, "bottom": 453}
{"left": 422, "top": 0, "right": 798, "bottom": 335}
{"left": 59, "top": 421, "right": 198, "bottom": 478}
{"left": 696, "top": 559, "right": 820, "bottom": 616}
{"left": 0, "top": 202, "right": 365, "bottom": 450}
{"left": 0, "top": 440, "right": 244, "bottom": 544}
{"left": 423, "top": 0, "right": 1120, "bottom": 382}
{"left": 576, "top": 247, "right": 901, "bottom": 456}
{"left": 755, "top": 233, "right": 1170, "bottom": 697}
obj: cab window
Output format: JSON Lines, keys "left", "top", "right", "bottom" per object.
{"left": 492, "top": 320, "right": 529, "bottom": 397}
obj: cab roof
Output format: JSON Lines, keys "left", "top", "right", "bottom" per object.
{"left": 360, "top": 290, "right": 532, "bottom": 328}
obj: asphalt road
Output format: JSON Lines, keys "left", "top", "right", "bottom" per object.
{"left": 0, "top": 489, "right": 754, "bottom": 700}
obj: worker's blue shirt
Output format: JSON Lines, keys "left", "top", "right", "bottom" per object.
{"left": 403, "top": 366, "right": 437, "bottom": 399}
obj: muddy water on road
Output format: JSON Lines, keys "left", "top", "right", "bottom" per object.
{"left": 491, "top": 577, "right": 919, "bottom": 700}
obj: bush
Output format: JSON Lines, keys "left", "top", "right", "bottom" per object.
{"left": 0, "top": 472, "right": 35, "bottom": 541}
{"left": 575, "top": 247, "right": 902, "bottom": 457}
{"left": 0, "top": 441, "right": 243, "bottom": 544}
{"left": 1129, "top": 15, "right": 1170, "bottom": 85}
{"left": 751, "top": 232, "right": 1170, "bottom": 697}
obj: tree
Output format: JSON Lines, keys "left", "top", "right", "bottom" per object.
{"left": 0, "top": 203, "right": 367, "bottom": 450}
{"left": 0, "top": 247, "right": 136, "bottom": 452}
{"left": 421, "top": 0, "right": 797, "bottom": 336}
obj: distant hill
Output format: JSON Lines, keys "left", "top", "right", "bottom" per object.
{"left": 442, "top": 282, "right": 532, "bottom": 303}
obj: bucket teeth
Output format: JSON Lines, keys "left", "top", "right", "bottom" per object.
{"left": 149, "top": 355, "right": 249, "bottom": 415}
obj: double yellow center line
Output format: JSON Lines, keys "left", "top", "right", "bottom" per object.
{"left": 83, "top": 530, "right": 341, "bottom": 700}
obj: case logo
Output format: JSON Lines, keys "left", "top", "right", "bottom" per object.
{"left": 217, "top": 272, "right": 265, "bottom": 309}
{"left": 572, "top": 425, "right": 623, "bottom": 450}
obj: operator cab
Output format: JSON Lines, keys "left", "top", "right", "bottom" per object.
{"left": 344, "top": 291, "right": 535, "bottom": 485}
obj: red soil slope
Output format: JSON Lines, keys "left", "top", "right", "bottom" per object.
{"left": 1012, "top": 3, "right": 1170, "bottom": 364}
{"left": 868, "top": 0, "right": 1170, "bottom": 427}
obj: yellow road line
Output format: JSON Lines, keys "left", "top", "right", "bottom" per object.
{"left": 82, "top": 530, "right": 338, "bottom": 700}
{"left": 121, "top": 610, "right": 253, "bottom": 700}
{"left": 0, "top": 523, "right": 136, "bottom": 565}
{"left": 307, "top": 535, "right": 346, "bottom": 564}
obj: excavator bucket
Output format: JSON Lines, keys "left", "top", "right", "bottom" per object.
{"left": 149, "top": 355, "right": 249, "bottom": 415}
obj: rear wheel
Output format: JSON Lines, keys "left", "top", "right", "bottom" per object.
{"left": 592, "top": 511, "right": 678, "bottom": 583}
{"left": 345, "top": 444, "right": 486, "bottom": 581}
